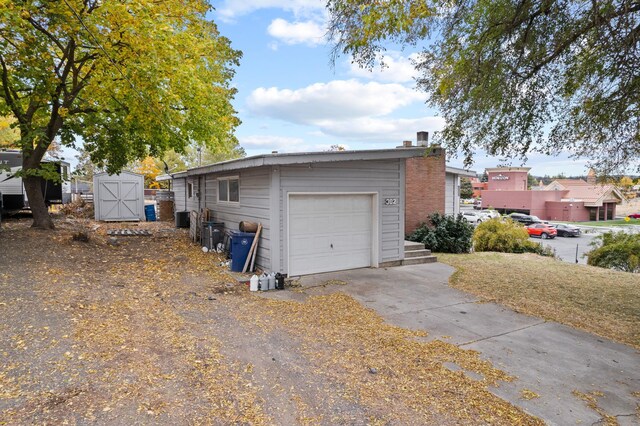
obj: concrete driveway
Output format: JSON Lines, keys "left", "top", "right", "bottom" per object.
{"left": 264, "top": 264, "right": 640, "bottom": 425}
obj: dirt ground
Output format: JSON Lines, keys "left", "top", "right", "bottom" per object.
{"left": 0, "top": 216, "right": 543, "bottom": 425}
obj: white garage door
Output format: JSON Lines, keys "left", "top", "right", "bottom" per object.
{"left": 288, "top": 194, "right": 374, "bottom": 276}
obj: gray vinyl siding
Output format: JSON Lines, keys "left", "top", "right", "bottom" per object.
{"left": 186, "top": 177, "right": 198, "bottom": 212}
{"left": 278, "top": 159, "right": 405, "bottom": 274}
{"left": 201, "top": 167, "right": 272, "bottom": 270}
{"left": 173, "top": 178, "right": 187, "bottom": 212}
{"left": 444, "top": 173, "right": 460, "bottom": 215}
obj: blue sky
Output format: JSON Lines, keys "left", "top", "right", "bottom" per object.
{"left": 210, "top": 0, "right": 593, "bottom": 177}
{"left": 51, "top": 1, "right": 589, "bottom": 177}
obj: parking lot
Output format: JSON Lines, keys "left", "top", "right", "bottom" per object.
{"left": 533, "top": 232, "right": 597, "bottom": 264}
{"left": 460, "top": 205, "right": 598, "bottom": 264}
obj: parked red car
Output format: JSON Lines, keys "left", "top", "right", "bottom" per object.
{"left": 526, "top": 223, "right": 557, "bottom": 239}
{"left": 628, "top": 213, "right": 640, "bottom": 219}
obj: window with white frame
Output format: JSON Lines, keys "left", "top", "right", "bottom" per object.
{"left": 218, "top": 176, "right": 239, "bottom": 203}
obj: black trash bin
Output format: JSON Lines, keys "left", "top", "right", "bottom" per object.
{"left": 201, "top": 222, "right": 225, "bottom": 250}
{"left": 175, "top": 211, "right": 190, "bottom": 228}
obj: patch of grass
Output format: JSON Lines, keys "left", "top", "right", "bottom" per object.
{"left": 438, "top": 252, "right": 640, "bottom": 349}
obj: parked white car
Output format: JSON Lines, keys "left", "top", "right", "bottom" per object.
{"left": 461, "top": 211, "right": 484, "bottom": 225}
{"left": 478, "top": 210, "right": 501, "bottom": 220}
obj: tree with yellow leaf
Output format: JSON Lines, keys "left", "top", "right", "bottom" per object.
{"left": 619, "top": 176, "right": 634, "bottom": 190}
{"left": 0, "top": 115, "right": 19, "bottom": 147}
{"left": 134, "top": 157, "right": 162, "bottom": 189}
{"left": 0, "top": 0, "right": 241, "bottom": 228}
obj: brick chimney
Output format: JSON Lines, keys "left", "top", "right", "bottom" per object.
{"left": 405, "top": 135, "right": 446, "bottom": 234}
{"left": 587, "top": 168, "right": 596, "bottom": 185}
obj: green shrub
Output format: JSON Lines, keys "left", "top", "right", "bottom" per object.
{"left": 473, "top": 218, "right": 530, "bottom": 252}
{"left": 586, "top": 232, "right": 640, "bottom": 273}
{"left": 407, "top": 213, "right": 474, "bottom": 253}
{"left": 473, "top": 218, "right": 555, "bottom": 257}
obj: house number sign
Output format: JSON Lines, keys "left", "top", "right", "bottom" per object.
{"left": 384, "top": 198, "right": 398, "bottom": 205}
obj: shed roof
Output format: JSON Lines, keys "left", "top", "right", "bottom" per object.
{"left": 93, "top": 171, "right": 144, "bottom": 179}
{"left": 165, "top": 147, "right": 430, "bottom": 179}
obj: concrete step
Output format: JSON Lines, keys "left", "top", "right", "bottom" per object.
{"left": 402, "top": 255, "right": 438, "bottom": 266}
{"left": 404, "top": 248, "right": 432, "bottom": 258}
{"left": 404, "top": 240, "right": 425, "bottom": 251}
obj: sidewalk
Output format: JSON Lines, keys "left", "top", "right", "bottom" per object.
{"left": 264, "top": 264, "right": 640, "bottom": 425}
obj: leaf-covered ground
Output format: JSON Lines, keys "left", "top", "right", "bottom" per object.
{"left": 1, "top": 218, "right": 542, "bottom": 424}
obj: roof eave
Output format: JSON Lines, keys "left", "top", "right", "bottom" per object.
{"left": 445, "top": 166, "right": 477, "bottom": 177}
{"left": 171, "top": 148, "right": 429, "bottom": 178}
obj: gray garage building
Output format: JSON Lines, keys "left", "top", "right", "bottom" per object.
{"left": 166, "top": 148, "right": 432, "bottom": 276}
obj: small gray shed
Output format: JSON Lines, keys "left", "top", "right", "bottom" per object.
{"left": 94, "top": 171, "right": 145, "bottom": 221}
{"left": 166, "top": 148, "right": 429, "bottom": 276}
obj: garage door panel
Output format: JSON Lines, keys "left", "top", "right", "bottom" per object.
{"left": 336, "top": 231, "right": 371, "bottom": 248}
{"left": 289, "top": 215, "right": 334, "bottom": 234}
{"left": 290, "top": 213, "right": 371, "bottom": 235}
{"left": 291, "top": 232, "right": 370, "bottom": 255}
{"left": 333, "top": 213, "right": 371, "bottom": 233}
{"left": 291, "top": 250, "right": 371, "bottom": 276}
{"left": 290, "top": 235, "right": 331, "bottom": 255}
{"left": 289, "top": 194, "right": 374, "bottom": 276}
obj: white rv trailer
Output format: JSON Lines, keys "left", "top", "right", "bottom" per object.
{"left": 0, "top": 150, "right": 71, "bottom": 211}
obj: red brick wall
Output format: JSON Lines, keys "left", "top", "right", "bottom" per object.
{"left": 405, "top": 147, "right": 446, "bottom": 234}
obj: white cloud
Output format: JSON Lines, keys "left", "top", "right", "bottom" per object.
{"left": 246, "top": 79, "right": 442, "bottom": 142}
{"left": 216, "top": 0, "right": 324, "bottom": 21}
{"left": 348, "top": 52, "right": 422, "bottom": 84}
{"left": 267, "top": 18, "right": 326, "bottom": 46}
{"left": 247, "top": 79, "right": 424, "bottom": 124}
{"left": 316, "top": 116, "right": 446, "bottom": 141}
{"left": 240, "top": 134, "right": 303, "bottom": 149}
{"left": 239, "top": 134, "right": 346, "bottom": 153}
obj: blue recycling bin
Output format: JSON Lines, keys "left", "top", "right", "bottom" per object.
{"left": 230, "top": 231, "right": 255, "bottom": 272}
{"left": 144, "top": 204, "right": 156, "bottom": 221}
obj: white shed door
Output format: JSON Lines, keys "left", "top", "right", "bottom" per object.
{"left": 289, "top": 194, "right": 373, "bottom": 276}
{"left": 99, "top": 180, "right": 140, "bottom": 220}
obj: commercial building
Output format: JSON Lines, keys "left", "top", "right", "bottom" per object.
{"left": 480, "top": 167, "right": 625, "bottom": 221}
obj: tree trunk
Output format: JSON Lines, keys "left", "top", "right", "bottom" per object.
{"left": 23, "top": 175, "right": 54, "bottom": 229}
